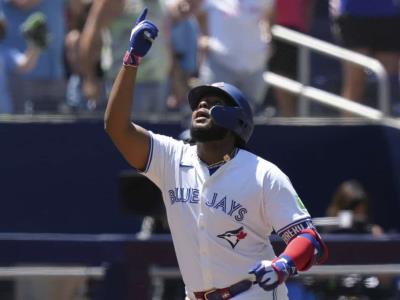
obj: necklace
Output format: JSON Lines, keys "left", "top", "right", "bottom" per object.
{"left": 204, "top": 148, "right": 238, "bottom": 169}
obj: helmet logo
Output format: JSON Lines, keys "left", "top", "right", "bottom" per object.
{"left": 212, "top": 82, "right": 225, "bottom": 88}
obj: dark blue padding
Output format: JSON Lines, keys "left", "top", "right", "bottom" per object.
{"left": 0, "top": 120, "right": 399, "bottom": 233}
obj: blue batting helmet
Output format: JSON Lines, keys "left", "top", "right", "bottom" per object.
{"left": 188, "top": 82, "right": 254, "bottom": 144}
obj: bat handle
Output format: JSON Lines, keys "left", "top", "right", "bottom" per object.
{"left": 248, "top": 273, "right": 257, "bottom": 283}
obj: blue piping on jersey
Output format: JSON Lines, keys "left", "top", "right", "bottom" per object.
{"left": 143, "top": 135, "right": 154, "bottom": 173}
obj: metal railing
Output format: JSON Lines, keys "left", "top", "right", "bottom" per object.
{"left": 149, "top": 264, "right": 400, "bottom": 279}
{"left": 265, "top": 25, "right": 391, "bottom": 119}
{"left": 148, "top": 264, "right": 400, "bottom": 300}
{"left": 0, "top": 266, "right": 105, "bottom": 279}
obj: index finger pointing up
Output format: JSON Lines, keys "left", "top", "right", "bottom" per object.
{"left": 135, "top": 7, "right": 148, "bottom": 25}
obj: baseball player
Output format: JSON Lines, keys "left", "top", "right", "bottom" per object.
{"left": 105, "top": 8, "right": 328, "bottom": 300}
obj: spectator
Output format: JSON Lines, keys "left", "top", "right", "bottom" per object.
{"left": 64, "top": 0, "right": 104, "bottom": 112}
{"left": 0, "top": 8, "right": 45, "bottom": 113}
{"left": 79, "top": 0, "right": 172, "bottom": 119}
{"left": 330, "top": 0, "right": 400, "bottom": 117}
{"left": 195, "top": 0, "right": 274, "bottom": 111}
{"left": 268, "top": 0, "right": 316, "bottom": 117}
{"left": 325, "top": 179, "right": 384, "bottom": 236}
{"left": 165, "top": 0, "right": 200, "bottom": 120}
{"left": 1, "top": 0, "right": 67, "bottom": 113}
{"left": 319, "top": 179, "right": 389, "bottom": 299}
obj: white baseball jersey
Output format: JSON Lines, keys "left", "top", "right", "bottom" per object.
{"left": 142, "top": 132, "right": 313, "bottom": 300}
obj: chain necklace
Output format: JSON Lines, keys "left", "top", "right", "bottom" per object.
{"left": 202, "top": 148, "right": 238, "bottom": 169}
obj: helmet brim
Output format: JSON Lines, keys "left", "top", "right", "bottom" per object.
{"left": 188, "top": 85, "right": 236, "bottom": 111}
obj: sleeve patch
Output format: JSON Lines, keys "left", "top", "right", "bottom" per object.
{"left": 278, "top": 218, "right": 315, "bottom": 244}
{"left": 295, "top": 195, "right": 307, "bottom": 212}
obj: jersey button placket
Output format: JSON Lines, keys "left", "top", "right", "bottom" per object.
{"left": 198, "top": 213, "right": 205, "bottom": 230}
{"left": 199, "top": 186, "right": 213, "bottom": 287}
{"left": 198, "top": 213, "right": 207, "bottom": 255}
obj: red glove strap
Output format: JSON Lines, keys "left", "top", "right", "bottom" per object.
{"left": 123, "top": 50, "right": 141, "bottom": 66}
{"left": 271, "top": 262, "right": 285, "bottom": 284}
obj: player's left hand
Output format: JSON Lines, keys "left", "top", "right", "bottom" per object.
{"left": 123, "top": 7, "right": 158, "bottom": 66}
{"left": 249, "top": 256, "right": 297, "bottom": 291}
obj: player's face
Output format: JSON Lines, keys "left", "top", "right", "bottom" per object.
{"left": 191, "top": 96, "right": 225, "bottom": 125}
{"left": 190, "top": 96, "right": 229, "bottom": 142}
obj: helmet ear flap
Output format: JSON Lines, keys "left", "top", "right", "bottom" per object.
{"left": 188, "top": 82, "right": 254, "bottom": 144}
{"left": 210, "top": 105, "right": 249, "bottom": 145}
{"left": 210, "top": 105, "right": 242, "bottom": 128}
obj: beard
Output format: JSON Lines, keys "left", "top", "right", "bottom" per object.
{"left": 190, "top": 122, "right": 228, "bottom": 143}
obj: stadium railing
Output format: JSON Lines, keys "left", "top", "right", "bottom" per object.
{"left": 264, "top": 25, "right": 396, "bottom": 122}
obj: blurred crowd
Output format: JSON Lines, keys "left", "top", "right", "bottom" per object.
{"left": 0, "top": 0, "right": 399, "bottom": 118}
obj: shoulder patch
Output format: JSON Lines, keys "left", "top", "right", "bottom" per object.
{"left": 295, "top": 195, "right": 307, "bottom": 211}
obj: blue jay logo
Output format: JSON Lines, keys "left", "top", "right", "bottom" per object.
{"left": 217, "top": 226, "right": 247, "bottom": 249}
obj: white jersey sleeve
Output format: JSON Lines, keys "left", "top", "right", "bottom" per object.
{"left": 263, "top": 164, "right": 313, "bottom": 244}
{"left": 141, "top": 131, "right": 184, "bottom": 191}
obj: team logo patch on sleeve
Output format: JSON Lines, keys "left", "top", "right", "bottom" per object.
{"left": 217, "top": 226, "right": 247, "bottom": 249}
{"left": 295, "top": 195, "right": 307, "bottom": 212}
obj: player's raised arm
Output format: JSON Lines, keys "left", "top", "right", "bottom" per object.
{"left": 104, "top": 8, "right": 158, "bottom": 171}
